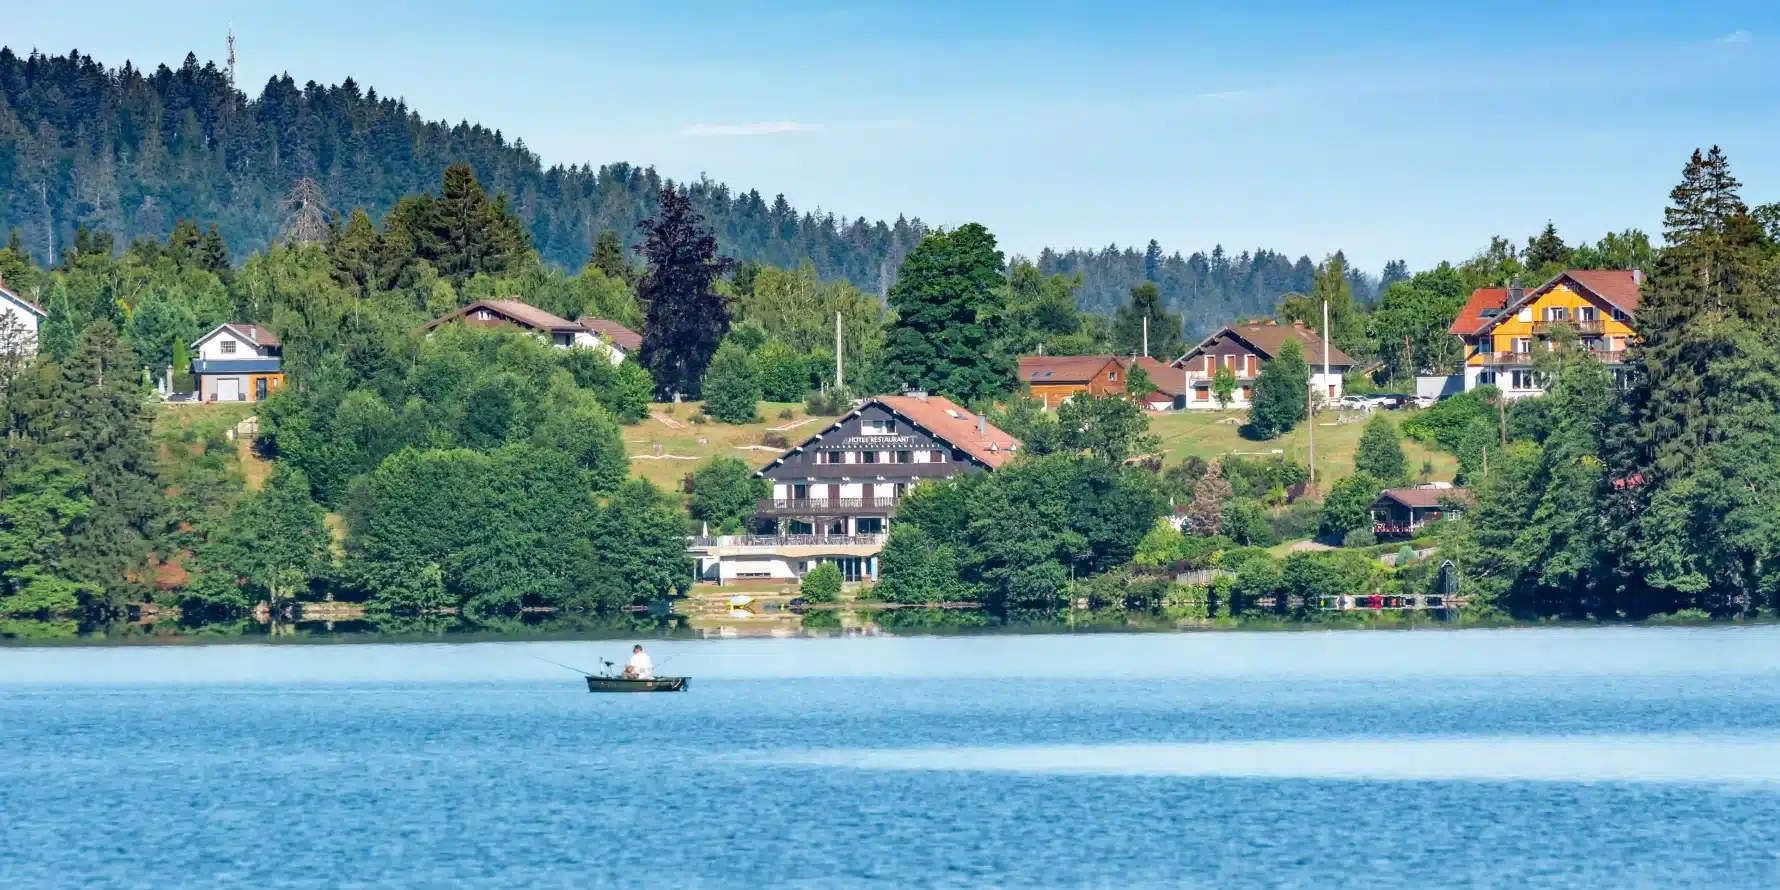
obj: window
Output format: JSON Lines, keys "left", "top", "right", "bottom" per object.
{"left": 1513, "top": 338, "right": 1531, "bottom": 354}
{"left": 894, "top": 451, "right": 912, "bottom": 464}
{"left": 1612, "top": 308, "right": 1630, "bottom": 321}
{"left": 816, "top": 451, "right": 836, "bottom": 465}
{"left": 219, "top": 340, "right": 237, "bottom": 355}
{"left": 930, "top": 450, "right": 946, "bottom": 463}
{"left": 476, "top": 309, "right": 492, "bottom": 320}
{"left": 1195, "top": 386, "right": 1210, "bottom": 401}
{"left": 1578, "top": 306, "right": 1599, "bottom": 322}
{"left": 862, "top": 419, "right": 895, "bottom": 435}
{"left": 856, "top": 518, "right": 884, "bottom": 535}
{"left": 1108, "top": 370, "right": 1118, "bottom": 381}
{"left": 1544, "top": 306, "right": 1568, "bottom": 322}
{"left": 861, "top": 451, "right": 879, "bottom": 464}
{"left": 1476, "top": 370, "right": 1497, "bottom": 386}
{"left": 1511, "top": 370, "right": 1538, "bottom": 390}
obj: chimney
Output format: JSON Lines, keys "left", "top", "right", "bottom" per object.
{"left": 1631, "top": 269, "right": 1644, "bottom": 286}
{"left": 905, "top": 389, "right": 927, "bottom": 402}
{"left": 1507, "top": 276, "right": 1524, "bottom": 304}
{"left": 976, "top": 413, "right": 986, "bottom": 437}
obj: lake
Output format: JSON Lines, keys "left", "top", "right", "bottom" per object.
{"left": 5, "top": 627, "right": 1780, "bottom": 889}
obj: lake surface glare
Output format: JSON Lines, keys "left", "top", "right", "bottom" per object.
{"left": 5, "top": 627, "right": 1780, "bottom": 889}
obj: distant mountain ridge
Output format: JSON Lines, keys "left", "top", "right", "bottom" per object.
{"left": 0, "top": 47, "right": 1381, "bottom": 335}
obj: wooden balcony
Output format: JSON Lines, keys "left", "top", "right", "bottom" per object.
{"left": 755, "top": 497, "right": 901, "bottom": 516}
{"left": 784, "top": 462, "right": 959, "bottom": 479}
{"left": 1533, "top": 319, "right": 1607, "bottom": 335}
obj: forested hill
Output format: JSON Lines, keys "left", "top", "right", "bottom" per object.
{"left": 0, "top": 47, "right": 1380, "bottom": 329}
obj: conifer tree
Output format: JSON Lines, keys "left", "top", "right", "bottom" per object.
{"left": 1111, "top": 281, "right": 1184, "bottom": 359}
{"left": 637, "top": 188, "right": 733, "bottom": 399}
{"left": 1247, "top": 339, "right": 1309, "bottom": 439}
{"left": 38, "top": 279, "right": 78, "bottom": 362}
{"left": 882, "top": 224, "right": 1009, "bottom": 401}
{"left": 1354, "top": 413, "right": 1408, "bottom": 485}
{"left": 590, "top": 229, "right": 635, "bottom": 286}
{"left": 1183, "top": 459, "right": 1232, "bottom": 536}
{"left": 701, "top": 340, "right": 761, "bottom": 424}
{"left": 1523, "top": 222, "right": 1570, "bottom": 272}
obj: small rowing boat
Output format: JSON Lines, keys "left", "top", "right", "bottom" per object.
{"left": 584, "top": 675, "right": 689, "bottom": 693}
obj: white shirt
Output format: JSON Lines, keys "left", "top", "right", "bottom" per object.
{"left": 627, "top": 651, "right": 654, "bottom": 679}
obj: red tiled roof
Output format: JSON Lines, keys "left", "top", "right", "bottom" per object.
{"left": 424, "top": 299, "right": 584, "bottom": 334}
{"left": 574, "top": 316, "right": 643, "bottom": 351}
{"left": 1374, "top": 487, "right": 1471, "bottom": 509}
{"left": 874, "top": 394, "right": 1021, "bottom": 469}
{"left": 1564, "top": 270, "right": 1641, "bottom": 313}
{"left": 1017, "top": 355, "right": 1121, "bottom": 384}
{"left": 1449, "top": 288, "right": 1509, "bottom": 336}
{"left": 0, "top": 284, "right": 45, "bottom": 317}
{"left": 232, "top": 324, "right": 280, "bottom": 347}
{"left": 1180, "top": 320, "right": 1353, "bottom": 367}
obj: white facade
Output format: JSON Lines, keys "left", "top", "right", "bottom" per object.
{"left": 193, "top": 326, "right": 276, "bottom": 360}
{"left": 0, "top": 288, "right": 44, "bottom": 353}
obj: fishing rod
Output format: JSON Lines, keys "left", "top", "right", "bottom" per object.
{"left": 532, "top": 655, "right": 599, "bottom": 676}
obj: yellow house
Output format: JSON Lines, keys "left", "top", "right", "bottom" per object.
{"left": 1449, "top": 270, "right": 1641, "bottom": 398}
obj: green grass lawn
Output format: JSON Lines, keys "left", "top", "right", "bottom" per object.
{"left": 622, "top": 401, "right": 843, "bottom": 492}
{"left": 1149, "top": 408, "right": 1457, "bottom": 484}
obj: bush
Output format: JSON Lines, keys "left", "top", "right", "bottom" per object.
{"left": 1319, "top": 473, "right": 1382, "bottom": 538}
{"left": 800, "top": 562, "right": 843, "bottom": 603}
{"left": 1246, "top": 339, "right": 1309, "bottom": 439}
{"left": 1395, "top": 544, "right": 1417, "bottom": 566}
{"left": 1402, "top": 385, "right": 1497, "bottom": 452}
{"left": 689, "top": 412, "right": 708, "bottom": 425}
{"left": 701, "top": 339, "right": 762, "bottom": 423}
{"left": 1342, "top": 527, "right": 1377, "bottom": 548}
{"left": 805, "top": 387, "right": 850, "bottom": 416}
{"left": 777, "top": 407, "right": 795, "bottom": 420}
{"left": 1354, "top": 413, "right": 1408, "bottom": 485}
{"left": 1268, "top": 499, "right": 1321, "bottom": 542}
{"left": 761, "top": 433, "right": 790, "bottom": 449}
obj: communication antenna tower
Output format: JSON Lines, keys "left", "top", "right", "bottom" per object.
{"left": 227, "top": 25, "right": 237, "bottom": 87}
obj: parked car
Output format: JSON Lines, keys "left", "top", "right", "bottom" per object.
{"left": 1370, "top": 393, "right": 1413, "bottom": 410}
{"left": 1409, "top": 395, "right": 1437, "bottom": 409}
{"left": 1335, "top": 395, "right": 1374, "bottom": 411}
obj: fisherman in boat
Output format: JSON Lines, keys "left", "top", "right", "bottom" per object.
{"left": 622, "top": 645, "right": 654, "bottom": 680}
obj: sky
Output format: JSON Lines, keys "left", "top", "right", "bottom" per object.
{"left": 6, "top": 0, "right": 1780, "bottom": 273}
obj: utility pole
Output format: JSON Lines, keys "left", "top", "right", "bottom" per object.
{"left": 1142, "top": 316, "right": 1149, "bottom": 358}
{"left": 834, "top": 311, "right": 844, "bottom": 393}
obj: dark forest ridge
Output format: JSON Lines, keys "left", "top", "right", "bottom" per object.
{"left": 0, "top": 47, "right": 1389, "bottom": 331}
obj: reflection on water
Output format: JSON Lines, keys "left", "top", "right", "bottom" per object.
{"left": 0, "top": 610, "right": 693, "bottom": 646}
{"left": 782, "top": 735, "right": 1780, "bottom": 785}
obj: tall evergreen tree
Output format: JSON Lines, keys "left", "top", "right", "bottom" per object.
{"left": 882, "top": 223, "right": 1009, "bottom": 401}
{"left": 1523, "top": 221, "right": 1570, "bottom": 271}
{"left": 1308, "top": 254, "right": 1369, "bottom": 359}
{"left": 1354, "top": 413, "right": 1408, "bottom": 485}
{"left": 701, "top": 340, "right": 761, "bottom": 424}
{"left": 1111, "top": 282, "right": 1185, "bottom": 359}
{"left": 636, "top": 188, "right": 733, "bottom": 399}
{"left": 589, "top": 228, "right": 635, "bottom": 286}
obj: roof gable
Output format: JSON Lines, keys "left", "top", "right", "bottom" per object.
{"left": 575, "top": 316, "right": 642, "bottom": 351}
{"left": 755, "top": 394, "right": 1022, "bottom": 475}
{"left": 1473, "top": 270, "right": 1641, "bottom": 337}
{"left": 1449, "top": 288, "right": 1509, "bottom": 336}
{"left": 191, "top": 323, "right": 279, "bottom": 351}
{"left": 0, "top": 285, "right": 45, "bottom": 318}
{"left": 425, "top": 299, "right": 584, "bottom": 334}
{"left": 1177, "top": 321, "right": 1353, "bottom": 367}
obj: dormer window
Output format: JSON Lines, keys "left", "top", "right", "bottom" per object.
{"left": 862, "top": 419, "right": 895, "bottom": 435}
{"left": 220, "top": 340, "right": 237, "bottom": 355}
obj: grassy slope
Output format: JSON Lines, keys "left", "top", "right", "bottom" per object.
{"left": 1149, "top": 409, "right": 1457, "bottom": 484}
{"left": 622, "top": 401, "right": 843, "bottom": 493}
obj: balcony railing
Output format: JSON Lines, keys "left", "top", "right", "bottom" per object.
{"left": 1475, "top": 348, "right": 1628, "bottom": 366}
{"left": 689, "top": 534, "right": 887, "bottom": 548}
{"left": 756, "top": 497, "right": 901, "bottom": 515}
{"left": 1533, "top": 319, "right": 1607, "bottom": 335}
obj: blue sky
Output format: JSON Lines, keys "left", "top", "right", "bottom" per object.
{"left": 7, "top": 0, "right": 1780, "bottom": 273}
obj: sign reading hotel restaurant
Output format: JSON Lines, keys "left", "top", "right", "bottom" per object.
{"left": 839, "top": 435, "right": 915, "bottom": 447}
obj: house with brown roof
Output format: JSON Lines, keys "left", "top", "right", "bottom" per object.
{"left": 1172, "top": 320, "right": 1354, "bottom": 410}
{"left": 1017, "top": 355, "right": 1127, "bottom": 408}
{"left": 190, "top": 323, "right": 285, "bottom": 402}
{"left": 689, "top": 393, "right": 1020, "bottom": 585}
{"left": 1371, "top": 485, "right": 1471, "bottom": 537}
{"left": 0, "top": 274, "right": 46, "bottom": 354}
{"left": 1451, "top": 269, "right": 1641, "bottom": 398}
{"left": 423, "top": 299, "right": 634, "bottom": 358}
{"left": 574, "top": 316, "right": 643, "bottom": 364}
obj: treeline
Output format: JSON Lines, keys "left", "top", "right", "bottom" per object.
{"left": 5, "top": 47, "right": 1393, "bottom": 338}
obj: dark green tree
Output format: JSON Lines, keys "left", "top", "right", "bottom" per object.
{"left": 1247, "top": 339, "right": 1309, "bottom": 439}
{"left": 687, "top": 458, "right": 766, "bottom": 533}
{"left": 637, "top": 188, "right": 734, "bottom": 399}
{"left": 188, "top": 465, "right": 331, "bottom": 620}
{"left": 590, "top": 228, "right": 636, "bottom": 285}
{"left": 800, "top": 561, "right": 843, "bottom": 603}
{"left": 882, "top": 224, "right": 1009, "bottom": 402}
{"left": 591, "top": 479, "right": 692, "bottom": 601}
{"left": 1111, "top": 281, "right": 1184, "bottom": 359}
{"left": 1319, "top": 472, "right": 1382, "bottom": 538}
{"left": 1523, "top": 221, "right": 1570, "bottom": 272}
{"left": 701, "top": 340, "right": 761, "bottom": 424}
{"left": 1354, "top": 413, "right": 1408, "bottom": 485}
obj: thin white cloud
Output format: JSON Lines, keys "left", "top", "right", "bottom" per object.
{"left": 1718, "top": 30, "right": 1753, "bottom": 44}
{"left": 681, "top": 122, "right": 824, "bottom": 137}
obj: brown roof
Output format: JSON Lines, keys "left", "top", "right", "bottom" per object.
{"left": 1449, "top": 288, "right": 1509, "bottom": 336}
{"left": 1374, "top": 487, "right": 1471, "bottom": 509}
{"left": 0, "top": 284, "right": 44, "bottom": 317}
{"left": 575, "top": 316, "right": 643, "bottom": 351}
{"left": 874, "top": 394, "right": 1021, "bottom": 469}
{"left": 1180, "top": 320, "right": 1353, "bottom": 367}
{"left": 232, "top": 324, "right": 280, "bottom": 347}
{"left": 1117, "top": 356, "right": 1189, "bottom": 396}
{"left": 1469, "top": 270, "right": 1643, "bottom": 337}
{"left": 1018, "top": 355, "right": 1121, "bottom": 385}
{"left": 424, "top": 299, "right": 584, "bottom": 334}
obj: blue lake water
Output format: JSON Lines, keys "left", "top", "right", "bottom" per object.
{"left": 6, "top": 627, "right": 1780, "bottom": 889}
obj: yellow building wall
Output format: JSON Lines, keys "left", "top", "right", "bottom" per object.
{"left": 1466, "top": 283, "right": 1637, "bottom": 365}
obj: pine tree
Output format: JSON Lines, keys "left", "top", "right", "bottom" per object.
{"left": 1111, "top": 281, "right": 1184, "bottom": 359}
{"left": 1183, "top": 459, "right": 1232, "bottom": 536}
{"left": 1354, "top": 413, "right": 1408, "bottom": 484}
{"left": 1523, "top": 221, "right": 1570, "bottom": 271}
{"left": 38, "top": 279, "right": 78, "bottom": 362}
{"left": 882, "top": 224, "right": 1009, "bottom": 401}
{"left": 590, "top": 229, "right": 635, "bottom": 286}
{"left": 1309, "top": 254, "right": 1368, "bottom": 359}
{"left": 1143, "top": 239, "right": 1162, "bottom": 283}
{"left": 1247, "top": 339, "right": 1309, "bottom": 439}
{"left": 637, "top": 188, "right": 734, "bottom": 399}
